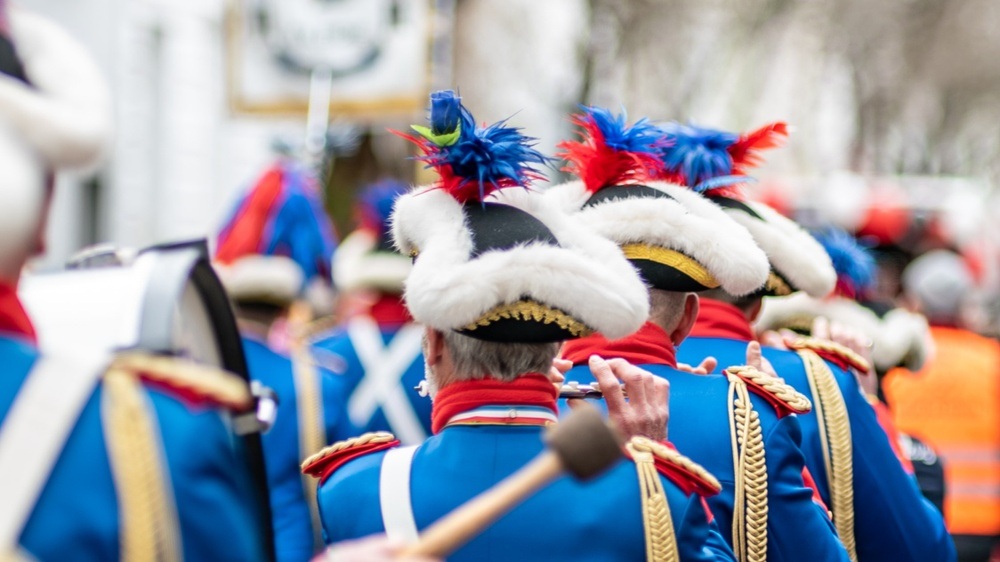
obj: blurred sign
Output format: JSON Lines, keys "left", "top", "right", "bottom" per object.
{"left": 226, "top": 0, "right": 433, "bottom": 118}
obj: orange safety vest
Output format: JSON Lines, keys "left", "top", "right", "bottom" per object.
{"left": 885, "top": 326, "right": 1000, "bottom": 536}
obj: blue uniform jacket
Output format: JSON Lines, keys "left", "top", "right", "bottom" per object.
{"left": 563, "top": 362, "right": 849, "bottom": 562}
{"left": 678, "top": 335, "right": 956, "bottom": 562}
{"left": 311, "top": 318, "right": 430, "bottom": 443}
{"left": 0, "top": 334, "right": 264, "bottom": 561}
{"left": 317, "top": 422, "right": 737, "bottom": 561}
{"left": 243, "top": 337, "right": 356, "bottom": 562}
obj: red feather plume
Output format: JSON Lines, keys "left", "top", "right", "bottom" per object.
{"left": 558, "top": 113, "right": 665, "bottom": 194}
{"left": 728, "top": 122, "right": 789, "bottom": 175}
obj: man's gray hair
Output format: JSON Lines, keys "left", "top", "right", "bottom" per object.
{"left": 442, "top": 331, "right": 561, "bottom": 382}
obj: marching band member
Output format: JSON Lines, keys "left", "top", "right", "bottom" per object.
{"left": 664, "top": 123, "right": 955, "bottom": 561}
{"left": 215, "top": 162, "right": 356, "bottom": 562}
{"left": 311, "top": 179, "right": 430, "bottom": 444}
{"left": 551, "top": 108, "right": 848, "bottom": 562}
{"left": 0, "top": 7, "right": 265, "bottom": 561}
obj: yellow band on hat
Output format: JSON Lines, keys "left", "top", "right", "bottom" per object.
{"left": 620, "top": 244, "right": 720, "bottom": 289}
{"left": 466, "top": 299, "right": 593, "bottom": 337}
{"left": 765, "top": 271, "right": 793, "bottom": 297}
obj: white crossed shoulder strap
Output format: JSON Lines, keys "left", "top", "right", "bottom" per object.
{"left": 347, "top": 317, "right": 426, "bottom": 445}
{"left": 0, "top": 350, "right": 109, "bottom": 551}
{"left": 379, "top": 444, "right": 420, "bottom": 544}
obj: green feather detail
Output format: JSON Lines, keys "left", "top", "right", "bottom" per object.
{"left": 411, "top": 123, "right": 461, "bottom": 147}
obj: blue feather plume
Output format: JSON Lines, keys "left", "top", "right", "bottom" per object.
{"left": 584, "top": 106, "right": 667, "bottom": 154}
{"left": 813, "top": 227, "right": 877, "bottom": 298}
{"left": 657, "top": 122, "right": 739, "bottom": 190}
{"left": 405, "top": 90, "right": 549, "bottom": 203}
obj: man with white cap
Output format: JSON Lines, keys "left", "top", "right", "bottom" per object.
{"left": 0, "top": 7, "right": 266, "bottom": 561}
{"left": 666, "top": 123, "right": 954, "bottom": 562}
{"left": 311, "top": 179, "right": 430, "bottom": 445}
{"left": 552, "top": 108, "right": 848, "bottom": 562}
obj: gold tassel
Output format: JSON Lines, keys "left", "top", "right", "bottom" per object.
{"left": 626, "top": 442, "right": 679, "bottom": 562}
{"left": 288, "top": 301, "right": 328, "bottom": 552}
{"left": 727, "top": 375, "right": 768, "bottom": 562}
{"left": 799, "top": 350, "right": 857, "bottom": 561}
{"left": 102, "top": 367, "right": 181, "bottom": 562}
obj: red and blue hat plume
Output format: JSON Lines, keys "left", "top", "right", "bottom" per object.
{"left": 656, "top": 121, "right": 788, "bottom": 196}
{"left": 813, "top": 227, "right": 876, "bottom": 300}
{"left": 397, "top": 89, "right": 548, "bottom": 204}
{"left": 557, "top": 106, "right": 669, "bottom": 193}
{"left": 215, "top": 161, "right": 337, "bottom": 287}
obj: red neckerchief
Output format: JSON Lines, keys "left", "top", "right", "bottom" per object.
{"left": 689, "top": 298, "right": 755, "bottom": 342}
{"left": 561, "top": 322, "right": 677, "bottom": 368}
{"left": 368, "top": 294, "right": 413, "bottom": 328}
{"left": 0, "top": 281, "right": 36, "bottom": 344}
{"left": 430, "top": 373, "right": 557, "bottom": 434}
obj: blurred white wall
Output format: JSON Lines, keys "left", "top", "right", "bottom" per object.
{"left": 21, "top": 0, "right": 301, "bottom": 269}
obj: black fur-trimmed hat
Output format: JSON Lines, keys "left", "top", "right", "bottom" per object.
{"left": 547, "top": 108, "right": 770, "bottom": 297}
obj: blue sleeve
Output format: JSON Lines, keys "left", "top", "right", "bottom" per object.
{"left": 762, "top": 414, "right": 850, "bottom": 562}
{"left": 834, "top": 368, "right": 956, "bottom": 562}
{"left": 675, "top": 495, "right": 737, "bottom": 561}
{"left": 158, "top": 401, "right": 268, "bottom": 562}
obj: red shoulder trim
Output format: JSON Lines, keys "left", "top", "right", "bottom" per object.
{"left": 725, "top": 366, "right": 812, "bottom": 418}
{"left": 787, "top": 338, "right": 871, "bottom": 373}
{"left": 626, "top": 437, "right": 722, "bottom": 497}
{"left": 301, "top": 432, "right": 400, "bottom": 485}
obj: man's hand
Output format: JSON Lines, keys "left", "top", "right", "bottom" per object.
{"left": 574, "top": 355, "right": 669, "bottom": 441}
{"left": 811, "top": 316, "right": 878, "bottom": 394}
{"left": 547, "top": 358, "right": 572, "bottom": 384}
{"left": 676, "top": 356, "right": 718, "bottom": 375}
{"left": 316, "top": 535, "right": 440, "bottom": 562}
{"left": 745, "top": 341, "right": 777, "bottom": 378}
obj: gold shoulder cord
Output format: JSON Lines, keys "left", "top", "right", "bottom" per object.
{"left": 102, "top": 365, "right": 181, "bottom": 562}
{"left": 798, "top": 350, "right": 857, "bottom": 562}
{"left": 289, "top": 301, "right": 326, "bottom": 552}
{"left": 288, "top": 301, "right": 328, "bottom": 553}
{"left": 625, "top": 440, "right": 679, "bottom": 562}
{"left": 725, "top": 373, "right": 768, "bottom": 562}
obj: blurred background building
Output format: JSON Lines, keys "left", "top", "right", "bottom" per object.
{"left": 22, "top": 0, "right": 1000, "bottom": 308}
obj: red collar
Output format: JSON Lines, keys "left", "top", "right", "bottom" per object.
{"left": 430, "top": 373, "right": 557, "bottom": 434}
{"left": 368, "top": 294, "right": 413, "bottom": 328}
{"left": 0, "top": 281, "right": 36, "bottom": 344}
{"left": 561, "top": 322, "right": 677, "bottom": 368}
{"left": 689, "top": 298, "right": 756, "bottom": 342}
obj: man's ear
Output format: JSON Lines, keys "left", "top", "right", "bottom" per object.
{"left": 424, "top": 328, "right": 445, "bottom": 367}
{"left": 670, "top": 293, "right": 700, "bottom": 345}
{"left": 747, "top": 297, "right": 764, "bottom": 323}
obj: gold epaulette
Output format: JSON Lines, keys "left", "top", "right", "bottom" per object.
{"left": 301, "top": 432, "right": 399, "bottom": 484}
{"left": 111, "top": 353, "right": 253, "bottom": 413}
{"left": 628, "top": 436, "right": 722, "bottom": 497}
{"left": 725, "top": 365, "right": 812, "bottom": 418}
{"left": 786, "top": 337, "right": 871, "bottom": 374}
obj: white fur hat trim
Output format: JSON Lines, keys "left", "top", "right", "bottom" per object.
{"left": 545, "top": 180, "right": 770, "bottom": 297}
{"left": 723, "top": 201, "right": 836, "bottom": 298}
{"left": 215, "top": 255, "right": 304, "bottom": 306}
{"left": 391, "top": 186, "right": 650, "bottom": 339}
{"left": 0, "top": 9, "right": 112, "bottom": 273}
{"left": 756, "top": 293, "right": 931, "bottom": 372}
{"left": 332, "top": 229, "right": 412, "bottom": 293}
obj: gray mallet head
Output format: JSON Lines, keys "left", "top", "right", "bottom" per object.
{"left": 543, "top": 402, "right": 624, "bottom": 481}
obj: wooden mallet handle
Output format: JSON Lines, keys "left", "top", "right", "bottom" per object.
{"left": 396, "top": 403, "right": 622, "bottom": 558}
